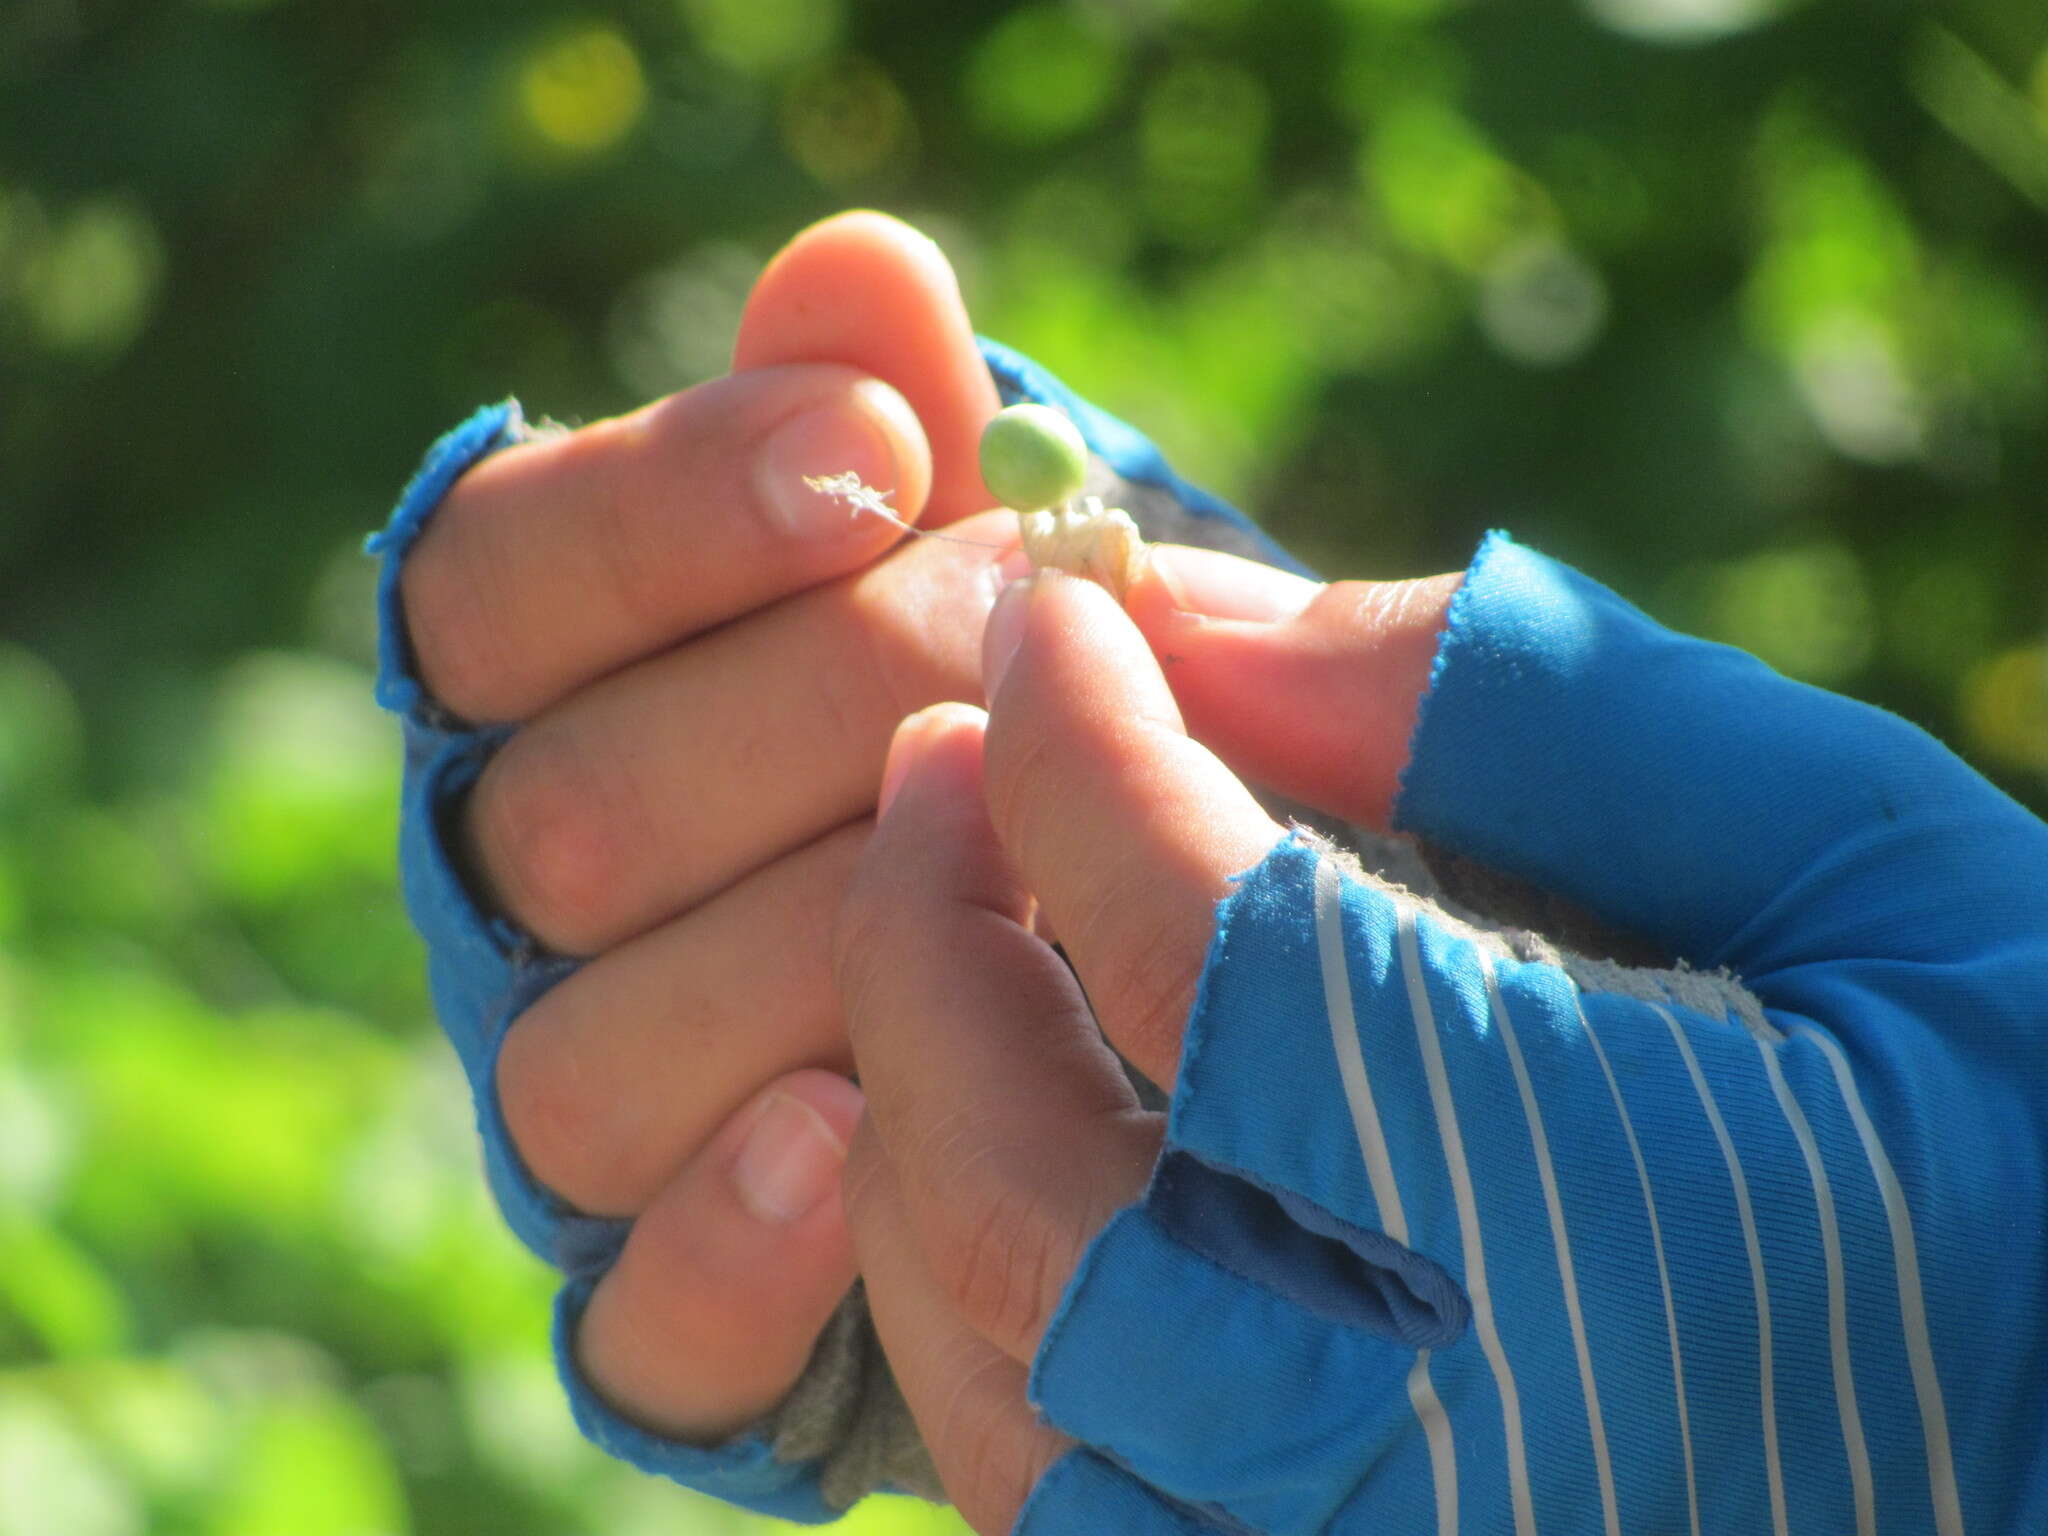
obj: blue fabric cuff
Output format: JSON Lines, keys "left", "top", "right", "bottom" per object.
{"left": 370, "top": 398, "right": 820, "bottom": 1516}
{"left": 553, "top": 1275, "right": 840, "bottom": 1524}
{"left": 1393, "top": 531, "right": 2048, "bottom": 980}
{"left": 367, "top": 399, "right": 526, "bottom": 720}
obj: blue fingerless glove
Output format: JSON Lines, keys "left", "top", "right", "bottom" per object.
{"left": 368, "top": 348, "right": 1307, "bottom": 1522}
{"left": 1016, "top": 535, "right": 2048, "bottom": 1535}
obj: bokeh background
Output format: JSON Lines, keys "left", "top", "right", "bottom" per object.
{"left": 2, "top": 0, "right": 2044, "bottom": 1530}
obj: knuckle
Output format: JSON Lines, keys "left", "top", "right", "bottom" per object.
{"left": 494, "top": 999, "right": 614, "bottom": 1214}
{"left": 467, "top": 731, "right": 633, "bottom": 954}
{"left": 400, "top": 530, "right": 517, "bottom": 721}
{"left": 805, "top": 663, "right": 880, "bottom": 796}
{"left": 922, "top": 1129, "right": 1071, "bottom": 1355}
{"left": 830, "top": 880, "right": 901, "bottom": 1042}
{"left": 838, "top": 579, "right": 925, "bottom": 723}
{"left": 1313, "top": 576, "right": 1389, "bottom": 634}
{"left": 1087, "top": 865, "right": 1209, "bottom": 1077}
{"left": 587, "top": 424, "right": 699, "bottom": 637}
{"left": 603, "top": 1214, "right": 752, "bottom": 1353}
{"left": 812, "top": 594, "right": 913, "bottom": 771}
{"left": 931, "top": 1351, "right": 1042, "bottom": 1536}
{"left": 982, "top": 717, "right": 1065, "bottom": 880}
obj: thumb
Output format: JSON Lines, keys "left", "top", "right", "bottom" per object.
{"left": 980, "top": 571, "right": 1284, "bottom": 1090}
{"left": 1124, "top": 546, "right": 1462, "bottom": 831}
{"left": 734, "top": 210, "right": 1001, "bottom": 526}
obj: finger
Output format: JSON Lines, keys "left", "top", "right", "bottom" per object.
{"left": 735, "top": 211, "right": 1002, "bottom": 528}
{"left": 402, "top": 363, "right": 931, "bottom": 723}
{"left": 843, "top": 1119, "right": 1071, "bottom": 1536}
{"left": 980, "top": 572, "right": 1286, "bottom": 1090}
{"left": 1125, "top": 545, "right": 1461, "bottom": 831}
{"left": 835, "top": 703, "right": 1160, "bottom": 1366}
{"left": 496, "top": 821, "right": 866, "bottom": 1218}
{"left": 574, "top": 1068, "right": 862, "bottom": 1443}
{"left": 462, "top": 507, "right": 1026, "bottom": 956}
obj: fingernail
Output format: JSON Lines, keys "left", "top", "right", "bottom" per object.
{"left": 1149, "top": 546, "right": 1320, "bottom": 623}
{"left": 730, "top": 1092, "right": 847, "bottom": 1226}
{"left": 754, "top": 378, "right": 923, "bottom": 539}
{"left": 877, "top": 702, "right": 976, "bottom": 818}
{"left": 982, "top": 575, "right": 1034, "bottom": 704}
{"left": 982, "top": 543, "right": 1034, "bottom": 604}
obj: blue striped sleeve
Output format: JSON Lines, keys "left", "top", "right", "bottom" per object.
{"left": 1026, "top": 533, "right": 2048, "bottom": 1534}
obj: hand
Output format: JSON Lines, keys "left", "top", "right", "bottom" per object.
{"left": 393, "top": 211, "right": 1017, "bottom": 1439}
{"left": 834, "top": 566, "right": 1457, "bottom": 1531}
{"left": 836, "top": 553, "right": 2048, "bottom": 1533}
{"left": 379, "top": 205, "right": 1436, "bottom": 1475}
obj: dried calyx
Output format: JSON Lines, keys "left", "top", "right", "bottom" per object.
{"left": 1013, "top": 498, "right": 1145, "bottom": 601}
{"left": 980, "top": 404, "right": 1147, "bottom": 601}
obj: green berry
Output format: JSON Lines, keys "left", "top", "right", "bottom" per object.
{"left": 979, "top": 404, "right": 1088, "bottom": 512}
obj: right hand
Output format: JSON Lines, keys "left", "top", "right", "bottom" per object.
{"left": 396, "top": 212, "right": 1017, "bottom": 1441}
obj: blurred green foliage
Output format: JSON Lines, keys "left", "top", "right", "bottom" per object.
{"left": 1, "top": 0, "right": 2044, "bottom": 1530}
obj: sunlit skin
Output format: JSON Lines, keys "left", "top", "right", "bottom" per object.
{"left": 396, "top": 210, "right": 1458, "bottom": 1458}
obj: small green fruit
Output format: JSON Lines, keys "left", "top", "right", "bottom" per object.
{"left": 979, "top": 404, "right": 1088, "bottom": 512}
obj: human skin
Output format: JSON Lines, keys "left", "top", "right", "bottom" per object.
{"left": 394, "top": 210, "right": 1458, "bottom": 1442}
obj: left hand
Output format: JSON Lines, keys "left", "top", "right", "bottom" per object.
{"left": 833, "top": 565, "right": 1448, "bottom": 1531}
{"left": 845, "top": 534, "right": 2048, "bottom": 1536}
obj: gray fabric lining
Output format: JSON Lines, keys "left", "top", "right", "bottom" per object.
{"left": 1297, "top": 823, "right": 1774, "bottom": 1041}
{"left": 768, "top": 1285, "right": 943, "bottom": 1505}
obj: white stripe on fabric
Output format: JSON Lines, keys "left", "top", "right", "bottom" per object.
{"left": 1400, "top": 908, "right": 1537, "bottom": 1536}
{"left": 1654, "top": 1004, "right": 1790, "bottom": 1536}
{"left": 1575, "top": 992, "right": 1702, "bottom": 1536}
{"left": 1313, "top": 862, "right": 1456, "bottom": 1536}
{"left": 1756, "top": 1035, "right": 1876, "bottom": 1536}
{"left": 1407, "top": 1350, "right": 1457, "bottom": 1536}
{"left": 1316, "top": 861, "right": 1409, "bottom": 1246}
{"left": 1793, "top": 1022, "right": 1966, "bottom": 1536}
{"left": 1480, "top": 954, "right": 1621, "bottom": 1536}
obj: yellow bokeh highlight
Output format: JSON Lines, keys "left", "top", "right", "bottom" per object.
{"left": 517, "top": 26, "right": 646, "bottom": 155}
{"left": 779, "top": 55, "right": 914, "bottom": 186}
{"left": 17, "top": 194, "right": 163, "bottom": 358}
{"left": 683, "top": 0, "right": 841, "bottom": 77}
{"left": 1704, "top": 542, "right": 1875, "bottom": 685}
{"left": 1961, "top": 645, "right": 2048, "bottom": 774}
